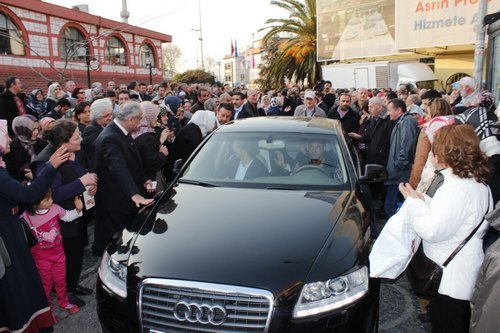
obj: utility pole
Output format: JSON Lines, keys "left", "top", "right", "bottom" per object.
{"left": 192, "top": 29, "right": 200, "bottom": 69}
{"left": 473, "top": 0, "right": 488, "bottom": 88}
{"left": 198, "top": 0, "right": 204, "bottom": 70}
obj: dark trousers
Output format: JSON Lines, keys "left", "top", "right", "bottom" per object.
{"left": 384, "top": 184, "right": 402, "bottom": 219}
{"left": 488, "top": 154, "right": 500, "bottom": 204}
{"left": 62, "top": 232, "right": 84, "bottom": 292}
{"left": 430, "top": 293, "right": 470, "bottom": 333}
{"left": 92, "top": 207, "right": 134, "bottom": 257}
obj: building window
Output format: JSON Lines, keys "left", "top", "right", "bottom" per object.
{"left": 139, "top": 43, "right": 155, "bottom": 68}
{"left": 0, "top": 13, "right": 24, "bottom": 55}
{"left": 60, "top": 27, "right": 88, "bottom": 61}
{"left": 105, "top": 36, "right": 126, "bottom": 65}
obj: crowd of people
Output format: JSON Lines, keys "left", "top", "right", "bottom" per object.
{"left": 0, "top": 74, "right": 499, "bottom": 332}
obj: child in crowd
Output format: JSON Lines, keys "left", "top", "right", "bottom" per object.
{"left": 22, "top": 188, "right": 82, "bottom": 319}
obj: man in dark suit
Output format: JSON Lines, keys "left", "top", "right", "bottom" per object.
{"left": 82, "top": 98, "right": 113, "bottom": 169}
{"left": 139, "top": 82, "right": 152, "bottom": 101}
{"left": 92, "top": 101, "right": 154, "bottom": 256}
{"left": 327, "top": 93, "right": 360, "bottom": 134}
{"left": 348, "top": 97, "right": 395, "bottom": 211}
{"left": 239, "top": 89, "right": 261, "bottom": 118}
{"left": 224, "top": 140, "right": 268, "bottom": 180}
{"left": 0, "top": 76, "right": 27, "bottom": 136}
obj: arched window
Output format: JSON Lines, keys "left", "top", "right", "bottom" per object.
{"left": 105, "top": 36, "right": 126, "bottom": 65}
{"left": 0, "top": 12, "right": 24, "bottom": 55}
{"left": 139, "top": 43, "right": 155, "bottom": 68}
{"left": 60, "top": 26, "right": 88, "bottom": 61}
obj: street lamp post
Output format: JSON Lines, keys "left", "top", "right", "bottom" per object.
{"left": 145, "top": 56, "right": 153, "bottom": 85}
{"left": 191, "top": 29, "right": 200, "bottom": 69}
{"left": 77, "top": 46, "right": 99, "bottom": 89}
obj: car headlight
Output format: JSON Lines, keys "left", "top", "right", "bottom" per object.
{"left": 98, "top": 250, "right": 128, "bottom": 299}
{"left": 293, "top": 266, "right": 368, "bottom": 318}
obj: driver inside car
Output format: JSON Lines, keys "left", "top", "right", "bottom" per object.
{"left": 293, "top": 139, "right": 343, "bottom": 182}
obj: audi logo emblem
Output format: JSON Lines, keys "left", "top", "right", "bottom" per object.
{"left": 173, "top": 300, "right": 227, "bottom": 326}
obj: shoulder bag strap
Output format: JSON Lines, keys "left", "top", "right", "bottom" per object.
{"left": 443, "top": 192, "right": 490, "bottom": 267}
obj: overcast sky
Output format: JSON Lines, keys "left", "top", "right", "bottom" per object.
{"left": 46, "top": 0, "right": 288, "bottom": 72}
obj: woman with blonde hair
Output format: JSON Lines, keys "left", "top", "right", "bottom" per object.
{"left": 400, "top": 124, "right": 492, "bottom": 333}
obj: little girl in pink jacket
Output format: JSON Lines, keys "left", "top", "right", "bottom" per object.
{"left": 22, "top": 188, "right": 82, "bottom": 319}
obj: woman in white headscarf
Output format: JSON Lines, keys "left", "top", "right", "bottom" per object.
{"left": 45, "top": 82, "right": 63, "bottom": 115}
{"left": 165, "top": 110, "right": 217, "bottom": 181}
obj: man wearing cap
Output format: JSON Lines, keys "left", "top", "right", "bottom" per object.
{"left": 406, "top": 94, "right": 425, "bottom": 125}
{"left": 294, "top": 90, "right": 326, "bottom": 118}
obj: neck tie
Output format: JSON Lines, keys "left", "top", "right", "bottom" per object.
{"left": 425, "top": 169, "right": 445, "bottom": 198}
{"left": 13, "top": 96, "right": 26, "bottom": 115}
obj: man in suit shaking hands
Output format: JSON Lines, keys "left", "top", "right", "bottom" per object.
{"left": 92, "top": 101, "right": 154, "bottom": 256}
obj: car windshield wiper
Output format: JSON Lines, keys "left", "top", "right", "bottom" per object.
{"left": 177, "top": 179, "right": 219, "bottom": 187}
{"left": 266, "top": 186, "right": 300, "bottom": 190}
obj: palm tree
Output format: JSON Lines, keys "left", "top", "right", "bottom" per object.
{"left": 259, "top": 0, "right": 320, "bottom": 88}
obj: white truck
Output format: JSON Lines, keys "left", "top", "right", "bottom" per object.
{"left": 321, "top": 60, "right": 437, "bottom": 91}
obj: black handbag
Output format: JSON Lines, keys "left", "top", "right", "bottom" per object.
{"left": 408, "top": 203, "right": 489, "bottom": 297}
{"left": 407, "top": 243, "right": 444, "bottom": 297}
{"left": 20, "top": 216, "right": 38, "bottom": 248}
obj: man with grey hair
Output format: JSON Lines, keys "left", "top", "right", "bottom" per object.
{"left": 348, "top": 96, "right": 394, "bottom": 167}
{"left": 92, "top": 101, "right": 154, "bottom": 256}
{"left": 204, "top": 98, "right": 218, "bottom": 112}
{"left": 240, "top": 89, "right": 260, "bottom": 118}
{"left": 219, "top": 92, "right": 232, "bottom": 104}
{"left": 91, "top": 82, "right": 104, "bottom": 98}
{"left": 454, "top": 76, "right": 479, "bottom": 114}
{"left": 351, "top": 88, "right": 369, "bottom": 115}
{"left": 82, "top": 98, "right": 113, "bottom": 167}
{"left": 406, "top": 94, "right": 424, "bottom": 120}
{"left": 64, "top": 80, "right": 77, "bottom": 107}
{"left": 349, "top": 96, "right": 395, "bottom": 216}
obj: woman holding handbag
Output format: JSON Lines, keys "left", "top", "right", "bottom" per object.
{"left": 400, "top": 124, "right": 492, "bottom": 333}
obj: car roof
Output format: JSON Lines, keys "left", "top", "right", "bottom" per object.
{"left": 217, "top": 117, "right": 343, "bottom": 135}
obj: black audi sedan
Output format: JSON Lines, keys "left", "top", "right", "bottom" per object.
{"left": 97, "top": 117, "right": 382, "bottom": 333}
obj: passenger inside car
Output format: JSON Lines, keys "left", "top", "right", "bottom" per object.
{"left": 223, "top": 140, "right": 269, "bottom": 180}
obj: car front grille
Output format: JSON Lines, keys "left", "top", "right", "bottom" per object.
{"left": 139, "top": 278, "right": 274, "bottom": 333}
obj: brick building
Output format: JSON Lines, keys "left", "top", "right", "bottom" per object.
{"left": 0, "top": 0, "right": 171, "bottom": 92}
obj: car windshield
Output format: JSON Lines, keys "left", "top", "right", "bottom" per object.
{"left": 180, "top": 132, "right": 350, "bottom": 190}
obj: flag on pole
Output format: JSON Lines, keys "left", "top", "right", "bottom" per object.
{"left": 231, "top": 40, "right": 234, "bottom": 56}
{"left": 234, "top": 39, "right": 238, "bottom": 57}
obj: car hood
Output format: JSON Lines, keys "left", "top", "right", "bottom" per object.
{"left": 127, "top": 184, "right": 350, "bottom": 299}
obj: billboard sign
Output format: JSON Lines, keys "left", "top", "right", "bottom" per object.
{"left": 396, "top": 0, "right": 500, "bottom": 49}
{"left": 317, "top": 0, "right": 401, "bottom": 62}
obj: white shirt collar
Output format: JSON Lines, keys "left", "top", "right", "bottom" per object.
{"left": 113, "top": 118, "right": 129, "bottom": 136}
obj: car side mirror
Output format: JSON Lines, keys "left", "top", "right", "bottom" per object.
{"left": 173, "top": 159, "right": 183, "bottom": 175}
{"left": 359, "top": 164, "right": 387, "bottom": 183}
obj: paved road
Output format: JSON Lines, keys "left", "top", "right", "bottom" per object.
{"left": 53, "top": 223, "right": 431, "bottom": 333}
